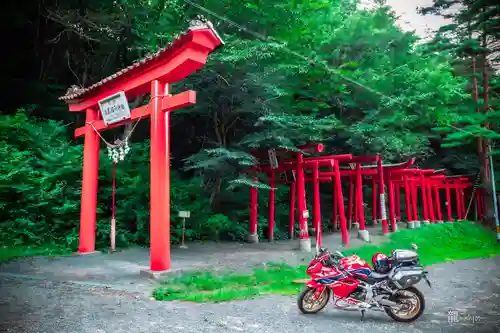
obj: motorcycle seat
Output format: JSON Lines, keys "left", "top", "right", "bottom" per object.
{"left": 368, "top": 271, "right": 390, "bottom": 282}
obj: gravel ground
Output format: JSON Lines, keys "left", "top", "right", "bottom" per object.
{"left": 1, "top": 257, "right": 499, "bottom": 333}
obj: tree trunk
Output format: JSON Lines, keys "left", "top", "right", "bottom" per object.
{"left": 481, "top": 31, "right": 493, "bottom": 225}
{"left": 209, "top": 177, "right": 222, "bottom": 209}
{"left": 472, "top": 56, "right": 482, "bottom": 157}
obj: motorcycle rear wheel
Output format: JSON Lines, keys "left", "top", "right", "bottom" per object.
{"left": 384, "top": 286, "right": 425, "bottom": 322}
{"left": 297, "top": 287, "right": 330, "bottom": 314}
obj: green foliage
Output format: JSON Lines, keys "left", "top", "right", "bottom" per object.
{"left": 3, "top": 0, "right": 500, "bottom": 253}
{"left": 0, "top": 111, "right": 246, "bottom": 248}
{"left": 0, "top": 111, "right": 83, "bottom": 248}
{"left": 153, "top": 222, "right": 500, "bottom": 302}
{"left": 0, "top": 244, "right": 72, "bottom": 263}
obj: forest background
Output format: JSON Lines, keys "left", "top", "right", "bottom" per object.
{"left": 0, "top": 0, "right": 498, "bottom": 251}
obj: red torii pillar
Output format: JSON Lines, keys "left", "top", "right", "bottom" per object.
{"left": 426, "top": 177, "right": 436, "bottom": 223}
{"left": 378, "top": 158, "right": 389, "bottom": 234}
{"left": 410, "top": 177, "right": 419, "bottom": 227}
{"left": 333, "top": 159, "right": 349, "bottom": 246}
{"left": 268, "top": 171, "right": 276, "bottom": 241}
{"left": 248, "top": 182, "right": 259, "bottom": 242}
{"left": 61, "top": 21, "right": 223, "bottom": 273}
{"left": 420, "top": 173, "right": 430, "bottom": 224}
{"left": 445, "top": 180, "right": 453, "bottom": 222}
{"left": 355, "top": 163, "right": 370, "bottom": 241}
{"left": 347, "top": 177, "right": 354, "bottom": 229}
{"left": 387, "top": 177, "right": 397, "bottom": 232}
{"left": 460, "top": 182, "right": 467, "bottom": 219}
{"left": 434, "top": 184, "right": 443, "bottom": 222}
{"left": 332, "top": 179, "right": 338, "bottom": 230}
{"left": 372, "top": 177, "right": 378, "bottom": 225}
{"left": 404, "top": 175, "right": 414, "bottom": 228}
{"left": 312, "top": 162, "right": 322, "bottom": 248}
{"left": 395, "top": 183, "right": 402, "bottom": 222}
{"left": 296, "top": 152, "right": 310, "bottom": 251}
{"left": 289, "top": 182, "right": 296, "bottom": 239}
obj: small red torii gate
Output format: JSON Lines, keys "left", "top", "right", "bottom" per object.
{"left": 60, "top": 19, "right": 223, "bottom": 274}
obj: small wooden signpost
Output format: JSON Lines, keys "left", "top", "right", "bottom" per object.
{"left": 178, "top": 211, "right": 191, "bottom": 249}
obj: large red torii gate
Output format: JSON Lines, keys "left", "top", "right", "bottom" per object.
{"left": 60, "top": 19, "right": 223, "bottom": 274}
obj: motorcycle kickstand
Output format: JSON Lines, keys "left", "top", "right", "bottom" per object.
{"left": 360, "top": 309, "right": 365, "bottom": 322}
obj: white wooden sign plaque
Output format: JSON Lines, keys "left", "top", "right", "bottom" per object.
{"left": 178, "top": 211, "right": 191, "bottom": 218}
{"left": 98, "top": 91, "right": 131, "bottom": 125}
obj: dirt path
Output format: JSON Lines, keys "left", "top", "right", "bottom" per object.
{"left": 1, "top": 257, "right": 499, "bottom": 333}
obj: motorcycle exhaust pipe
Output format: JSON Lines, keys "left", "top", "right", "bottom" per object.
{"left": 379, "top": 299, "right": 398, "bottom": 307}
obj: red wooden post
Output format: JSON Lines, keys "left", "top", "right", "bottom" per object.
{"left": 376, "top": 182, "right": 381, "bottom": 220}
{"left": 371, "top": 179, "right": 377, "bottom": 225}
{"left": 249, "top": 183, "right": 258, "bottom": 242}
{"left": 420, "top": 174, "right": 429, "bottom": 224}
{"left": 455, "top": 184, "right": 462, "bottom": 219}
{"left": 312, "top": 162, "right": 322, "bottom": 248}
{"left": 411, "top": 181, "right": 419, "bottom": 223}
{"left": 354, "top": 174, "right": 359, "bottom": 225}
{"left": 434, "top": 185, "right": 443, "bottom": 222}
{"left": 78, "top": 108, "right": 100, "bottom": 254}
{"left": 404, "top": 175, "right": 413, "bottom": 228}
{"left": 378, "top": 159, "right": 389, "bottom": 234}
{"left": 268, "top": 171, "right": 276, "bottom": 241}
{"left": 460, "top": 185, "right": 467, "bottom": 220}
{"left": 333, "top": 181, "right": 338, "bottom": 229}
{"left": 289, "top": 182, "right": 296, "bottom": 239}
{"left": 446, "top": 184, "right": 452, "bottom": 221}
{"left": 347, "top": 177, "right": 354, "bottom": 228}
{"left": 149, "top": 80, "right": 170, "bottom": 271}
{"left": 111, "top": 160, "right": 116, "bottom": 252}
{"left": 333, "top": 160, "right": 349, "bottom": 246}
{"left": 426, "top": 180, "right": 435, "bottom": 223}
{"left": 296, "top": 152, "right": 310, "bottom": 250}
{"left": 356, "top": 164, "right": 366, "bottom": 231}
{"left": 388, "top": 179, "right": 397, "bottom": 232}
{"left": 395, "top": 183, "right": 401, "bottom": 222}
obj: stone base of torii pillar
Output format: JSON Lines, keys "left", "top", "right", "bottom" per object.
{"left": 299, "top": 238, "right": 312, "bottom": 252}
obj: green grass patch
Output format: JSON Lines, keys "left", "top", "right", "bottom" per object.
{"left": 344, "top": 221, "right": 500, "bottom": 266}
{"left": 153, "top": 221, "right": 500, "bottom": 302}
{"left": 0, "top": 244, "right": 72, "bottom": 263}
{"left": 153, "top": 263, "right": 308, "bottom": 302}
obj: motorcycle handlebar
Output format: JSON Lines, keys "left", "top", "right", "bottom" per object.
{"left": 315, "top": 248, "right": 345, "bottom": 267}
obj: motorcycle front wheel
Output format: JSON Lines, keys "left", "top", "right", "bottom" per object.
{"left": 297, "top": 287, "right": 330, "bottom": 314}
{"left": 384, "top": 286, "right": 425, "bottom": 322}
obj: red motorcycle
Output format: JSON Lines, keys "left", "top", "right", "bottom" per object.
{"left": 297, "top": 245, "right": 431, "bottom": 322}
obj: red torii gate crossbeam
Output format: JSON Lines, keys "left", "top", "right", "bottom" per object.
{"left": 60, "top": 20, "right": 223, "bottom": 274}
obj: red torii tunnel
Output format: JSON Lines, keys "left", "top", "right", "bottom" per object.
{"left": 247, "top": 145, "right": 475, "bottom": 250}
